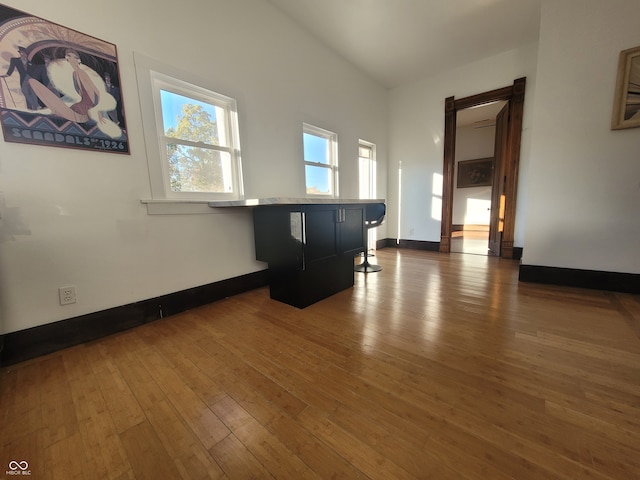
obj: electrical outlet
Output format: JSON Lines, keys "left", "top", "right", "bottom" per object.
{"left": 59, "top": 285, "right": 76, "bottom": 305}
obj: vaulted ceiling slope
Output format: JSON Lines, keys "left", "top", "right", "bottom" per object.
{"left": 265, "top": 0, "right": 542, "bottom": 89}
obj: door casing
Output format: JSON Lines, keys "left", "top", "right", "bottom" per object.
{"left": 488, "top": 101, "right": 510, "bottom": 256}
{"left": 440, "top": 77, "right": 526, "bottom": 259}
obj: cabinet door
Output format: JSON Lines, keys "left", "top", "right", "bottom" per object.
{"left": 304, "top": 205, "right": 339, "bottom": 264}
{"left": 339, "top": 205, "right": 365, "bottom": 255}
{"left": 253, "top": 206, "right": 303, "bottom": 268}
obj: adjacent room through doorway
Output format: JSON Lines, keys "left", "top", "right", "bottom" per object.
{"left": 450, "top": 100, "right": 507, "bottom": 256}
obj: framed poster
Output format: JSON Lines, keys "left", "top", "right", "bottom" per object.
{"left": 457, "top": 158, "right": 493, "bottom": 188}
{"left": 0, "top": 4, "right": 128, "bottom": 153}
{"left": 611, "top": 45, "right": 640, "bottom": 130}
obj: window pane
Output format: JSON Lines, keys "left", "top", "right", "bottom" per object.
{"left": 305, "top": 165, "right": 332, "bottom": 195}
{"left": 359, "top": 145, "right": 372, "bottom": 159}
{"left": 167, "top": 144, "right": 232, "bottom": 193}
{"left": 160, "top": 90, "right": 226, "bottom": 146}
{"left": 303, "top": 133, "right": 329, "bottom": 164}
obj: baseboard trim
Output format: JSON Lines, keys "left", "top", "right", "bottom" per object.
{"left": 380, "top": 238, "right": 523, "bottom": 259}
{"left": 519, "top": 265, "right": 640, "bottom": 294}
{"left": 381, "top": 238, "right": 440, "bottom": 251}
{"left": 1, "top": 270, "right": 269, "bottom": 366}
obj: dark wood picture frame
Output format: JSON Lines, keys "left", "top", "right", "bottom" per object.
{"left": 0, "top": 4, "right": 129, "bottom": 153}
{"left": 611, "top": 45, "right": 640, "bottom": 130}
{"left": 456, "top": 158, "right": 493, "bottom": 188}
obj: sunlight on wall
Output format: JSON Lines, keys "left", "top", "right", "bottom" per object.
{"left": 464, "top": 198, "right": 491, "bottom": 224}
{"left": 431, "top": 173, "right": 443, "bottom": 221}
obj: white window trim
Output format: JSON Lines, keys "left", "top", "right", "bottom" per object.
{"left": 359, "top": 139, "right": 378, "bottom": 251}
{"left": 303, "top": 123, "right": 338, "bottom": 197}
{"left": 134, "top": 53, "right": 244, "bottom": 214}
{"left": 358, "top": 140, "right": 376, "bottom": 200}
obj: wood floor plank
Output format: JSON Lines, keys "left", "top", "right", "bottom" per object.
{"left": 120, "top": 421, "right": 181, "bottom": 480}
{"left": 2, "top": 249, "right": 639, "bottom": 479}
{"left": 88, "top": 340, "right": 146, "bottom": 434}
{"left": 62, "top": 346, "right": 132, "bottom": 479}
{"left": 209, "top": 433, "right": 273, "bottom": 480}
{"left": 232, "top": 415, "right": 322, "bottom": 480}
{"left": 131, "top": 339, "right": 231, "bottom": 450}
{"left": 141, "top": 399, "right": 227, "bottom": 479}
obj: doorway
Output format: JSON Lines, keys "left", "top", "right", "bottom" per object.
{"left": 440, "top": 78, "right": 526, "bottom": 259}
{"left": 450, "top": 101, "right": 507, "bottom": 256}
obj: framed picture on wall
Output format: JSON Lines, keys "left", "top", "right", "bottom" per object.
{"left": 457, "top": 158, "right": 493, "bottom": 188}
{"left": 0, "top": 4, "right": 129, "bottom": 153}
{"left": 611, "top": 45, "right": 640, "bottom": 130}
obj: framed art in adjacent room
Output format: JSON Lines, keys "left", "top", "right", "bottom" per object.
{"left": 0, "top": 4, "right": 129, "bottom": 153}
{"left": 457, "top": 158, "right": 493, "bottom": 188}
{"left": 611, "top": 45, "right": 640, "bottom": 130}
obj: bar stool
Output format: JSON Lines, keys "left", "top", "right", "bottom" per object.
{"left": 355, "top": 203, "right": 385, "bottom": 273}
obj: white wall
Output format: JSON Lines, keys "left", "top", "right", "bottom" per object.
{"left": 523, "top": 0, "right": 640, "bottom": 273}
{"left": 0, "top": 0, "right": 388, "bottom": 334}
{"left": 388, "top": 42, "right": 539, "bottom": 244}
{"left": 452, "top": 125, "right": 495, "bottom": 226}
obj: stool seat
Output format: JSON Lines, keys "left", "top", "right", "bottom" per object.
{"left": 355, "top": 203, "right": 385, "bottom": 273}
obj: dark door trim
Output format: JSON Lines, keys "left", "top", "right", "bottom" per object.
{"left": 440, "top": 77, "right": 526, "bottom": 259}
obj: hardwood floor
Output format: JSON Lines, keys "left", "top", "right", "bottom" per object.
{"left": 2, "top": 249, "right": 639, "bottom": 479}
{"left": 450, "top": 230, "right": 491, "bottom": 255}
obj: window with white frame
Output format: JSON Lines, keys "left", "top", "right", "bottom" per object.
{"left": 135, "top": 53, "right": 243, "bottom": 203}
{"left": 359, "top": 141, "right": 378, "bottom": 251}
{"left": 303, "top": 123, "right": 338, "bottom": 196}
{"left": 152, "top": 72, "right": 242, "bottom": 198}
{"left": 358, "top": 141, "right": 376, "bottom": 200}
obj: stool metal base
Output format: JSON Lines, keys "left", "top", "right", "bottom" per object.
{"left": 354, "top": 260, "right": 382, "bottom": 273}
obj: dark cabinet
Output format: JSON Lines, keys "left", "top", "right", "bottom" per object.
{"left": 253, "top": 202, "right": 371, "bottom": 308}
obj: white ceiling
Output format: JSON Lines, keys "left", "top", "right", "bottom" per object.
{"left": 265, "top": 0, "right": 542, "bottom": 89}
{"left": 457, "top": 100, "right": 507, "bottom": 127}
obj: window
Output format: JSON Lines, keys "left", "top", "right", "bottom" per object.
{"left": 359, "top": 141, "right": 378, "bottom": 251}
{"left": 152, "top": 72, "right": 242, "bottom": 199}
{"left": 135, "top": 53, "right": 243, "bottom": 203}
{"left": 358, "top": 141, "right": 376, "bottom": 200}
{"left": 303, "top": 123, "right": 338, "bottom": 196}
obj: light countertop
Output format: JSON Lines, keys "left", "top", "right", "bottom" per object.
{"left": 209, "top": 197, "right": 385, "bottom": 207}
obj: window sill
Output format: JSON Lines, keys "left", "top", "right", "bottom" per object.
{"left": 140, "top": 199, "right": 247, "bottom": 215}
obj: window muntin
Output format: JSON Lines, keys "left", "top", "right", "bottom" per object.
{"left": 150, "top": 70, "right": 242, "bottom": 199}
{"left": 303, "top": 123, "right": 337, "bottom": 196}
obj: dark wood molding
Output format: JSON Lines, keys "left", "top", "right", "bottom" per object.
{"left": 397, "top": 239, "right": 441, "bottom": 251}
{"left": 375, "top": 238, "right": 388, "bottom": 250}
{"left": 440, "top": 96, "right": 457, "bottom": 253}
{"left": 501, "top": 240, "right": 514, "bottom": 260}
{"left": 383, "top": 238, "right": 440, "bottom": 251}
{"left": 519, "top": 265, "right": 640, "bottom": 294}
{"left": 501, "top": 77, "right": 526, "bottom": 259}
{"left": 453, "top": 85, "right": 513, "bottom": 110}
{"left": 441, "top": 77, "right": 526, "bottom": 260}
{"left": 1, "top": 270, "right": 269, "bottom": 366}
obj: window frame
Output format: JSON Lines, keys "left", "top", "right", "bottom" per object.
{"left": 135, "top": 53, "right": 244, "bottom": 204}
{"left": 302, "top": 123, "right": 338, "bottom": 197}
{"left": 358, "top": 140, "right": 376, "bottom": 200}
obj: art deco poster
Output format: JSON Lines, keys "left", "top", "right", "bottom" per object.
{"left": 0, "top": 4, "right": 128, "bottom": 153}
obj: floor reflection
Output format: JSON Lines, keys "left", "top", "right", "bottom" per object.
{"left": 451, "top": 230, "right": 490, "bottom": 255}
